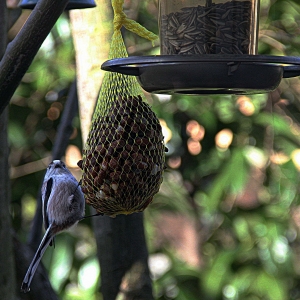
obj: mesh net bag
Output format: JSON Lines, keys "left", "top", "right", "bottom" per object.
{"left": 78, "top": 0, "right": 166, "bottom": 217}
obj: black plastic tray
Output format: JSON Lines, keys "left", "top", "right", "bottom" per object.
{"left": 101, "top": 55, "right": 300, "bottom": 95}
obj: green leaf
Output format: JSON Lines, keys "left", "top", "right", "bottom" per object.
{"left": 202, "top": 250, "right": 236, "bottom": 297}
{"left": 205, "top": 148, "right": 249, "bottom": 212}
{"left": 254, "top": 271, "right": 287, "bottom": 300}
{"left": 254, "top": 113, "right": 300, "bottom": 147}
{"left": 8, "top": 123, "right": 27, "bottom": 148}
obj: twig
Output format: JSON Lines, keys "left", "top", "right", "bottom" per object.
{"left": 10, "top": 156, "right": 51, "bottom": 179}
{"left": 127, "top": 40, "right": 159, "bottom": 55}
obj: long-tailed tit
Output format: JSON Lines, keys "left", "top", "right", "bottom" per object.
{"left": 21, "top": 160, "right": 85, "bottom": 293}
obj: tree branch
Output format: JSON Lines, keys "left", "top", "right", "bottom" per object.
{"left": 52, "top": 80, "right": 79, "bottom": 160}
{"left": 0, "top": 1, "right": 17, "bottom": 298}
{"left": 93, "top": 213, "right": 154, "bottom": 300}
{"left": 0, "top": 0, "right": 69, "bottom": 115}
{"left": 0, "top": 0, "right": 7, "bottom": 49}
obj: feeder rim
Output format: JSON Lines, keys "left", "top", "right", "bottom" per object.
{"left": 101, "top": 54, "right": 300, "bottom": 78}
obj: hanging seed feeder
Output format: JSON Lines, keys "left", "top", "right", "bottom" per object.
{"left": 19, "top": 0, "right": 96, "bottom": 10}
{"left": 102, "top": 0, "right": 300, "bottom": 95}
{"left": 77, "top": 1, "right": 166, "bottom": 217}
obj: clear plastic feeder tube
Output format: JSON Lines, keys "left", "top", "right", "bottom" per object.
{"left": 159, "top": 0, "right": 260, "bottom": 55}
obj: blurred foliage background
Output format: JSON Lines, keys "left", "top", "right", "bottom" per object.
{"left": 7, "top": 0, "right": 300, "bottom": 299}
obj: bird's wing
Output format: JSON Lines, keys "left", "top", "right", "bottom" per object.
{"left": 68, "top": 194, "right": 78, "bottom": 211}
{"left": 43, "top": 177, "right": 53, "bottom": 231}
{"left": 66, "top": 181, "right": 85, "bottom": 223}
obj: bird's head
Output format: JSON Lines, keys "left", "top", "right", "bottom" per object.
{"left": 45, "top": 160, "right": 70, "bottom": 177}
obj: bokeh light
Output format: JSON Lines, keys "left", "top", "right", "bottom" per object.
{"left": 186, "top": 120, "right": 205, "bottom": 141}
{"left": 160, "top": 119, "right": 172, "bottom": 143}
{"left": 272, "top": 237, "right": 288, "bottom": 264}
{"left": 244, "top": 146, "right": 268, "bottom": 169}
{"left": 187, "top": 138, "right": 202, "bottom": 155}
{"left": 45, "top": 91, "right": 59, "bottom": 102}
{"left": 270, "top": 151, "right": 289, "bottom": 165}
{"left": 215, "top": 129, "right": 233, "bottom": 150}
{"left": 47, "top": 106, "right": 60, "bottom": 121}
{"left": 186, "top": 120, "right": 204, "bottom": 155}
{"left": 65, "top": 145, "right": 82, "bottom": 168}
{"left": 223, "top": 284, "right": 237, "bottom": 299}
{"left": 21, "top": 194, "right": 37, "bottom": 223}
{"left": 78, "top": 258, "right": 100, "bottom": 290}
{"left": 291, "top": 149, "right": 300, "bottom": 170}
{"left": 148, "top": 253, "right": 172, "bottom": 280}
{"left": 46, "top": 101, "right": 64, "bottom": 121}
{"left": 168, "top": 156, "right": 182, "bottom": 169}
{"left": 237, "top": 96, "right": 255, "bottom": 116}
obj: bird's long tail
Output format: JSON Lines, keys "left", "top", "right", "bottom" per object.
{"left": 21, "top": 225, "right": 54, "bottom": 293}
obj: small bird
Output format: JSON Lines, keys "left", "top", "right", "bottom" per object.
{"left": 21, "top": 160, "right": 85, "bottom": 293}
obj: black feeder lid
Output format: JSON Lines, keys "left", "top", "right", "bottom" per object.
{"left": 19, "top": 0, "right": 96, "bottom": 10}
{"left": 101, "top": 55, "right": 300, "bottom": 95}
